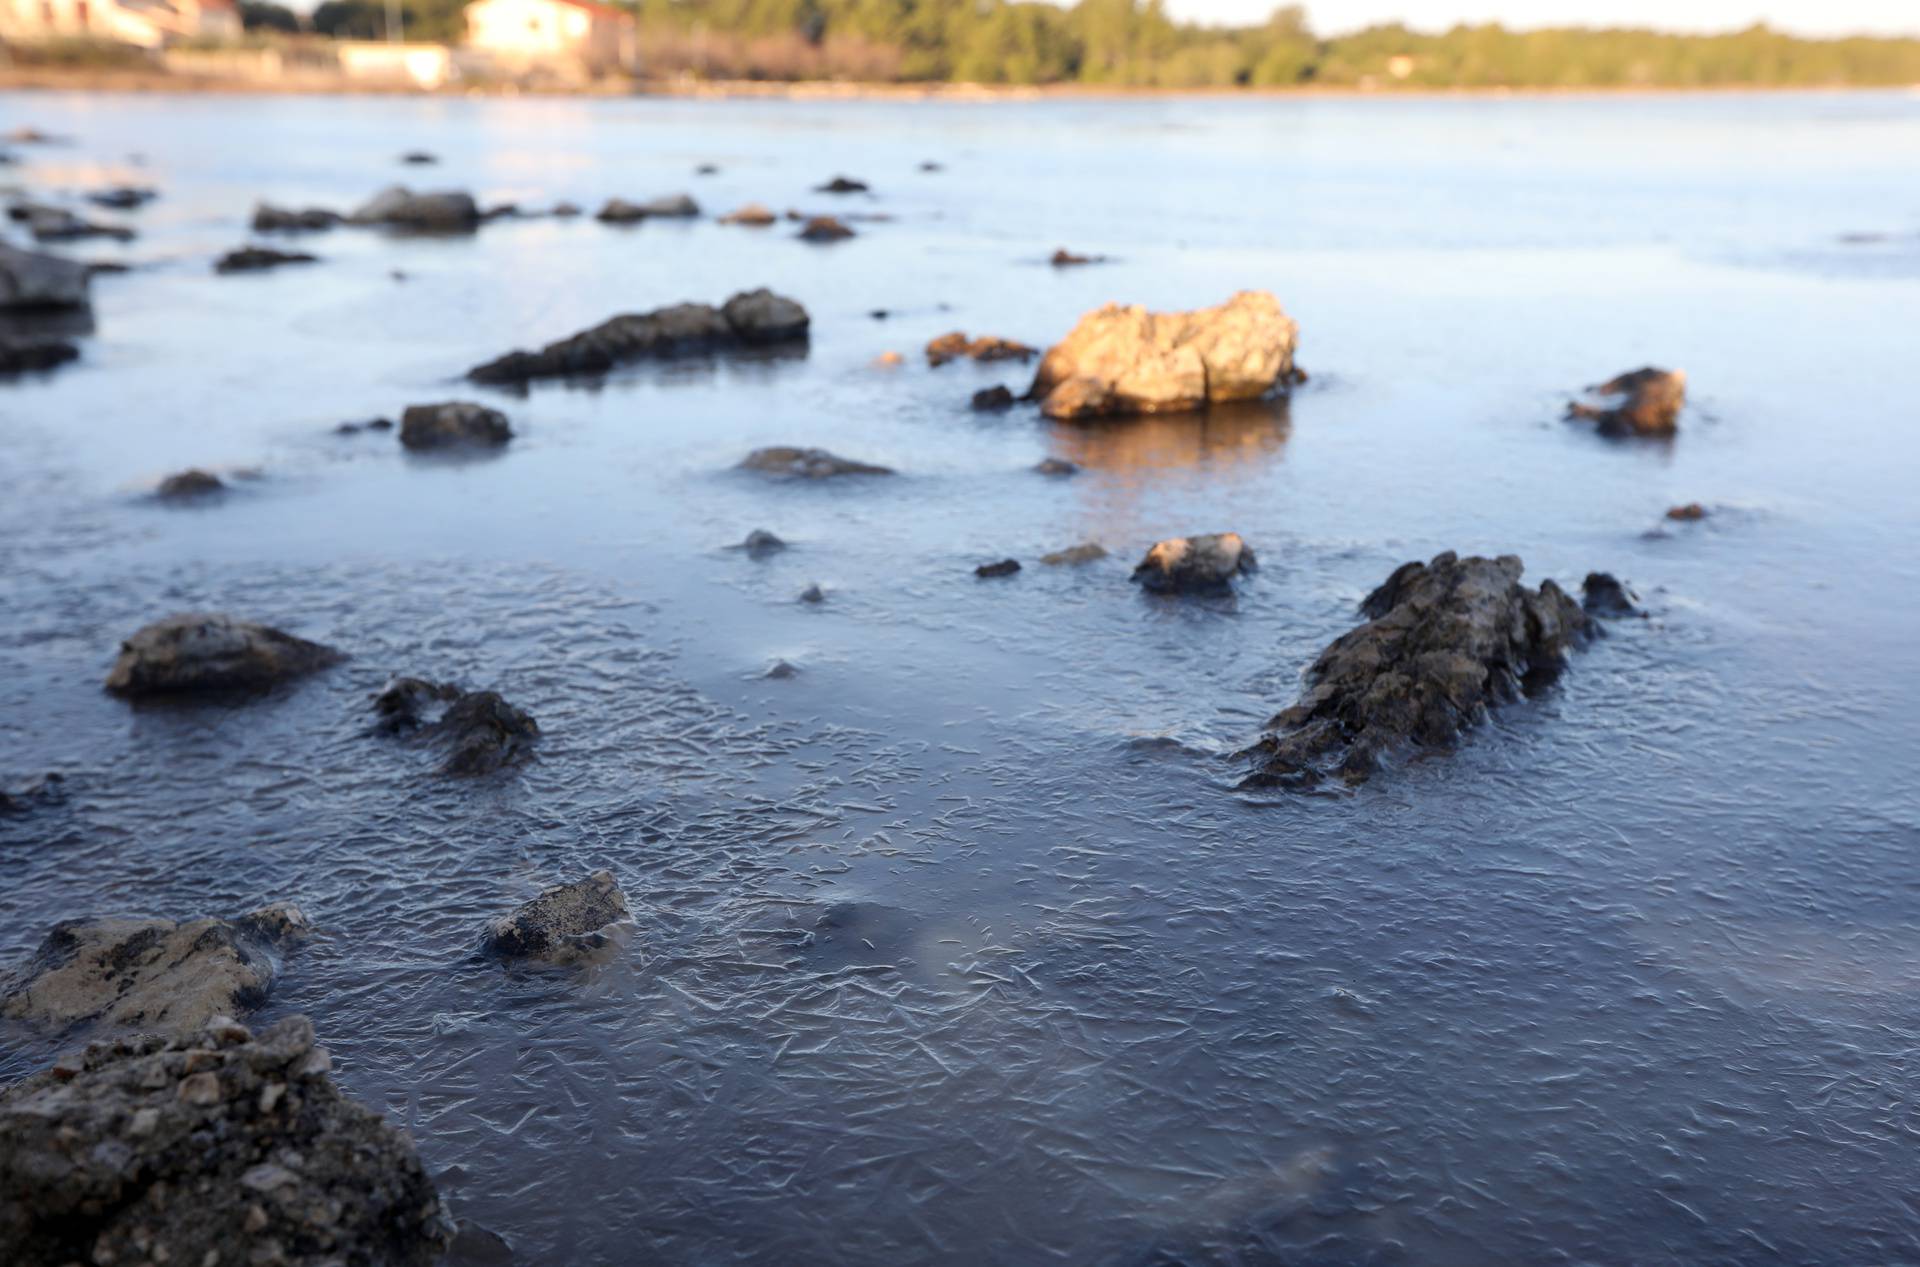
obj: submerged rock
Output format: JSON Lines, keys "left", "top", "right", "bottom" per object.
{"left": 0, "top": 337, "right": 78, "bottom": 374}
{"left": 797, "top": 215, "right": 854, "bottom": 242}
{"left": 1049, "top": 247, "right": 1105, "bottom": 266}
{"left": 1243, "top": 551, "right": 1590, "bottom": 787}
{"left": 1666, "top": 502, "right": 1708, "bottom": 521}
{"left": 1034, "top": 456, "right": 1080, "bottom": 477}
{"left": 0, "top": 241, "right": 92, "bottom": 310}
{"left": 1041, "top": 542, "right": 1108, "bottom": 566}
{"left": 215, "top": 245, "right": 317, "bottom": 274}
{"left": 1030, "top": 290, "right": 1300, "bottom": 420}
{"left": 926, "top": 331, "right": 1036, "bottom": 367}
{"left": 971, "top": 385, "right": 1016, "bottom": 411}
{"left": 251, "top": 202, "right": 341, "bottom": 232}
{"left": 1581, "top": 571, "right": 1643, "bottom": 618}
{"left": 401, "top": 150, "right": 438, "bottom": 165}
{"left": 764, "top": 659, "right": 800, "bottom": 679}
{"left": 719, "top": 202, "right": 777, "bottom": 226}
{"left": 0, "top": 1014, "right": 452, "bottom": 1267}
{"left": 798, "top": 584, "right": 826, "bottom": 604}
{"left": 736, "top": 527, "right": 787, "bottom": 557}
{"left": 468, "top": 289, "right": 809, "bottom": 384}
{"left": 399, "top": 400, "right": 512, "bottom": 450}
{"left": 348, "top": 185, "right": 480, "bottom": 230}
{"left": 1569, "top": 367, "right": 1686, "bottom": 437}
{"left": 0, "top": 772, "right": 65, "bottom": 815}
{"left": 739, "top": 446, "right": 892, "bottom": 478}
{"left": 155, "top": 468, "right": 224, "bottom": 499}
{"left": 1132, "top": 532, "right": 1255, "bottom": 594}
{"left": 597, "top": 193, "right": 700, "bottom": 222}
{"left": 86, "top": 185, "right": 158, "bottom": 210}
{"left": 483, "top": 871, "right": 629, "bottom": 964}
{"left": 0, "top": 903, "right": 309, "bottom": 1034}
{"left": 372, "top": 677, "right": 539, "bottom": 775}
{"left": 105, "top": 613, "right": 342, "bottom": 696}
{"left": 816, "top": 176, "right": 869, "bottom": 194}
{"left": 975, "top": 558, "right": 1021, "bottom": 578}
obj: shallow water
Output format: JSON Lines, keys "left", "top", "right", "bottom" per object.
{"left": 3, "top": 89, "right": 1920, "bottom": 1265}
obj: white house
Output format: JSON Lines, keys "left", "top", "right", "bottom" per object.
{"left": 0, "top": 0, "right": 238, "bottom": 47}
{"left": 464, "top": 0, "right": 636, "bottom": 77}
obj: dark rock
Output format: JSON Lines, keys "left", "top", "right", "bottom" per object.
{"left": 764, "top": 659, "right": 800, "bottom": 679}
{"left": 737, "top": 528, "right": 787, "bottom": 557}
{"left": 401, "top": 150, "right": 438, "bottom": 164}
{"left": 0, "top": 241, "right": 91, "bottom": 310}
{"left": 85, "top": 186, "right": 158, "bottom": 210}
{"left": 975, "top": 558, "right": 1021, "bottom": 578}
{"left": 372, "top": 677, "right": 539, "bottom": 775}
{"left": 1034, "top": 457, "right": 1080, "bottom": 477}
{"left": 468, "top": 289, "right": 809, "bottom": 384}
{"left": 1049, "top": 247, "right": 1105, "bottom": 266}
{"left": 739, "top": 446, "right": 892, "bottom": 478}
{"left": 15, "top": 203, "right": 134, "bottom": 243}
{"left": 448, "top": 1221, "right": 516, "bottom": 1266}
{"left": 0, "top": 338, "right": 78, "bottom": 374}
{"left": 797, "top": 215, "right": 855, "bottom": 242}
{"left": 971, "top": 385, "right": 1016, "bottom": 411}
{"left": 1041, "top": 542, "right": 1107, "bottom": 566}
{"left": 798, "top": 584, "right": 825, "bottom": 604}
{"left": 1243, "top": 551, "right": 1590, "bottom": 787}
{"left": 550, "top": 201, "right": 582, "bottom": 217}
{"left": 816, "top": 176, "right": 869, "bottom": 194}
{"left": 0, "top": 903, "right": 309, "bottom": 1034}
{"left": 335, "top": 417, "right": 393, "bottom": 435}
{"left": 399, "top": 401, "right": 512, "bottom": 450}
{"left": 927, "top": 331, "right": 1037, "bottom": 367}
{"left": 215, "top": 245, "right": 318, "bottom": 274}
{"left": 251, "top": 202, "right": 341, "bottom": 232}
{"left": 1132, "top": 533, "right": 1255, "bottom": 594}
{"left": 155, "top": 468, "right": 224, "bottom": 499}
{"left": 0, "top": 772, "right": 65, "bottom": 815}
{"left": 0, "top": 1014, "right": 452, "bottom": 1267}
{"left": 105, "top": 614, "right": 342, "bottom": 696}
{"left": 483, "top": 871, "right": 629, "bottom": 964}
{"left": 348, "top": 186, "right": 480, "bottom": 231}
{"left": 694, "top": 163, "right": 720, "bottom": 176}
{"left": 1031, "top": 291, "right": 1299, "bottom": 419}
{"left": 596, "top": 194, "right": 699, "bottom": 222}
{"left": 1581, "top": 572, "right": 1643, "bottom": 618}
{"left": 1666, "top": 502, "right": 1707, "bottom": 521}
{"left": 918, "top": 161, "right": 943, "bottom": 172}
{"left": 4, "top": 126, "right": 64, "bottom": 144}
{"left": 1569, "top": 367, "right": 1686, "bottom": 437}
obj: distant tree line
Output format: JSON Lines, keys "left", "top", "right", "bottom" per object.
{"left": 235, "top": 0, "right": 1920, "bottom": 89}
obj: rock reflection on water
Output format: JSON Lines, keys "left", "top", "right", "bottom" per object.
{"left": 1042, "top": 397, "right": 1291, "bottom": 481}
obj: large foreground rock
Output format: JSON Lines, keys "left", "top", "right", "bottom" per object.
{"left": 0, "top": 904, "right": 309, "bottom": 1034}
{"left": 0, "top": 1015, "right": 452, "bottom": 1267}
{"left": 738, "top": 446, "right": 892, "bottom": 478}
{"left": 468, "top": 288, "right": 809, "bottom": 384}
{"left": 105, "top": 613, "right": 342, "bottom": 696}
{"left": 1030, "top": 290, "right": 1299, "bottom": 419}
{"left": 0, "top": 241, "right": 91, "bottom": 310}
{"left": 1569, "top": 367, "right": 1686, "bottom": 437}
{"left": 373, "top": 677, "right": 539, "bottom": 775}
{"left": 399, "top": 400, "right": 512, "bottom": 450}
{"left": 484, "top": 871, "right": 629, "bottom": 964}
{"left": 1243, "top": 552, "right": 1589, "bottom": 787}
{"left": 347, "top": 185, "right": 480, "bottom": 231}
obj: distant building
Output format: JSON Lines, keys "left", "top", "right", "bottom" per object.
{"left": 335, "top": 39, "right": 456, "bottom": 89}
{"left": 0, "top": 0, "right": 238, "bottom": 47}
{"left": 463, "top": 0, "right": 636, "bottom": 78}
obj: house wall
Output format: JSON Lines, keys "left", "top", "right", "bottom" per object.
{"left": 464, "top": 0, "right": 632, "bottom": 74}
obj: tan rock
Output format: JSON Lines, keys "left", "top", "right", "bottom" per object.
{"left": 1030, "top": 291, "right": 1299, "bottom": 419}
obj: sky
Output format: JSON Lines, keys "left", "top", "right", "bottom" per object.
{"left": 1161, "top": 0, "right": 1920, "bottom": 36}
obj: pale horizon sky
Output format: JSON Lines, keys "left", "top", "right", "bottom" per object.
{"left": 1163, "top": 0, "right": 1920, "bottom": 37}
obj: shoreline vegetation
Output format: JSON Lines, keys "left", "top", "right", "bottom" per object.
{"left": 4, "top": 6, "right": 1920, "bottom": 95}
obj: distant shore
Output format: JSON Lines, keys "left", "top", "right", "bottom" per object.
{"left": 1, "top": 65, "right": 1914, "bottom": 100}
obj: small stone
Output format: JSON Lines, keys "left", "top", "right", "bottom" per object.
{"left": 483, "top": 871, "right": 629, "bottom": 964}
{"left": 765, "top": 660, "right": 799, "bottom": 679}
{"left": 975, "top": 559, "right": 1021, "bottom": 579}
{"left": 1582, "top": 572, "right": 1643, "bottom": 618}
{"left": 259, "top": 1083, "right": 284, "bottom": 1113}
{"left": 244, "top": 1205, "right": 269, "bottom": 1232}
{"left": 241, "top": 1163, "right": 298, "bottom": 1193}
{"left": 739, "top": 528, "right": 786, "bottom": 557}
{"left": 398, "top": 401, "right": 511, "bottom": 451}
{"left": 718, "top": 202, "right": 776, "bottom": 226}
{"left": 176, "top": 1072, "right": 220, "bottom": 1106}
{"left": 873, "top": 351, "right": 903, "bottom": 367}
{"left": 970, "top": 385, "right": 1016, "bottom": 411}
{"left": 1131, "top": 533, "right": 1255, "bottom": 594}
{"left": 1034, "top": 457, "right": 1080, "bottom": 477}
{"left": 1569, "top": 367, "right": 1686, "bottom": 437}
{"left": 1666, "top": 502, "right": 1707, "bottom": 521}
{"left": 127, "top": 1108, "right": 160, "bottom": 1136}
{"left": 738, "top": 446, "right": 891, "bottom": 479}
{"left": 296, "top": 1048, "right": 332, "bottom": 1078}
{"left": 156, "top": 469, "right": 224, "bottom": 499}
{"left": 815, "top": 175, "right": 869, "bottom": 193}
{"left": 797, "top": 216, "right": 854, "bottom": 243}
{"left": 798, "top": 584, "right": 825, "bottom": 605}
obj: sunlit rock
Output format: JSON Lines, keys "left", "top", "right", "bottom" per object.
{"left": 926, "top": 330, "right": 1036, "bottom": 367}
{"left": 1132, "top": 532, "right": 1255, "bottom": 594}
{"left": 1029, "top": 290, "right": 1299, "bottom": 419}
{"left": 1568, "top": 367, "right": 1685, "bottom": 437}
